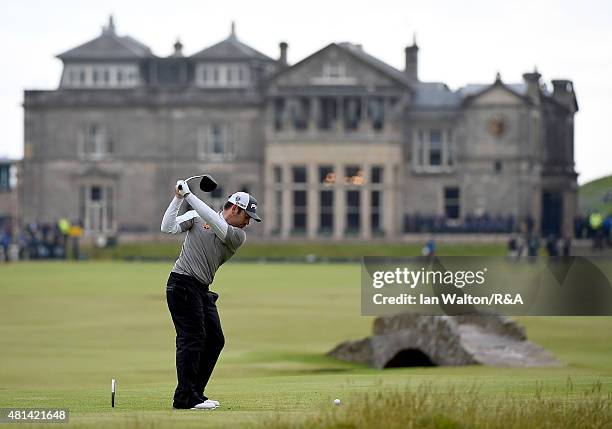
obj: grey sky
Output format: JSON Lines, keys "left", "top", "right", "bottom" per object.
{"left": 1, "top": 0, "right": 610, "bottom": 184}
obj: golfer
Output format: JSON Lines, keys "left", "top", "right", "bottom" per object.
{"left": 161, "top": 179, "right": 261, "bottom": 410}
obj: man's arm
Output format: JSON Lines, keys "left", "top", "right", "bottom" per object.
{"left": 161, "top": 196, "right": 198, "bottom": 234}
{"left": 184, "top": 193, "right": 230, "bottom": 241}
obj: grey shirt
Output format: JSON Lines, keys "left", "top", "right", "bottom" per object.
{"left": 171, "top": 213, "right": 246, "bottom": 286}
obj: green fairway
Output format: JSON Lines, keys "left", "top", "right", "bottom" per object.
{"left": 84, "top": 241, "right": 508, "bottom": 261}
{"left": 1, "top": 262, "right": 611, "bottom": 428}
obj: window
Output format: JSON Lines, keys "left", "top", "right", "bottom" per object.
{"left": 343, "top": 97, "right": 362, "bottom": 130}
{"left": 371, "top": 166, "right": 383, "bottom": 184}
{"left": 0, "top": 164, "right": 11, "bottom": 192}
{"left": 345, "top": 165, "right": 364, "bottom": 186}
{"left": 196, "top": 63, "right": 250, "bottom": 87}
{"left": 292, "top": 190, "right": 307, "bottom": 233}
{"left": 292, "top": 166, "right": 307, "bottom": 184}
{"left": 291, "top": 98, "right": 310, "bottom": 130}
{"left": 494, "top": 160, "right": 503, "bottom": 173}
{"left": 319, "top": 165, "right": 335, "bottom": 186}
{"left": 371, "top": 190, "right": 382, "bottom": 234}
{"left": 429, "top": 129, "right": 442, "bottom": 166}
{"left": 199, "top": 124, "right": 234, "bottom": 161}
{"left": 311, "top": 62, "right": 356, "bottom": 85}
{"left": 62, "top": 64, "right": 139, "bottom": 88}
{"left": 319, "top": 190, "right": 334, "bottom": 234}
{"left": 323, "top": 62, "right": 346, "bottom": 79}
{"left": 82, "top": 124, "right": 112, "bottom": 159}
{"left": 414, "top": 127, "right": 455, "bottom": 171}
{"left": 346, "top": 190, "right": 361, "bottom": 234}
{"left": 274, "top": 98, "right": 286, "bottom": 131}
{"left": 319, "top": 98, "right": 338, "bottom": 130}
{"left": 79, "top": 184, "right": 114, "bottom": 233}
{"left": 444, "top": 187, "right": 460, "bottom": 220}
{"left": 368, "top": 98, "right": 384, "bottom": 130}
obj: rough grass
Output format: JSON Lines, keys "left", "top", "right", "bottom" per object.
{"left": 265, "top": 381, "right": 612, "bottom": 429}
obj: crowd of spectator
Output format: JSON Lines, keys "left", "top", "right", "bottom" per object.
{"left": 0, "top": 219, "right": 83, "bottom": 262}
{"left": 404, "top": 213, "right": 517, "bottom": 234}
{"left": 575, "top": 212, "right": 612, "bottom": 251}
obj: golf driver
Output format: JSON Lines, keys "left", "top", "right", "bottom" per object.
{"left": 178, "top": 174, "right": 218, "bottom": 193}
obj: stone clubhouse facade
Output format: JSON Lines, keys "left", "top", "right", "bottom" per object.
{"left": 22, "top": 17, "right": 578, "bottom": 240}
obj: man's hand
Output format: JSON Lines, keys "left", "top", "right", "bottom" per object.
{"left": 175, "top": 180, "right": 191, "bottom": 198}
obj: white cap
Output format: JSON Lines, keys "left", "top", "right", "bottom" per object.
{"left": 227, "top": 192, "right": 261, "bottom": 222}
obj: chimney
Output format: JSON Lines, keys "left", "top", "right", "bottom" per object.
{"left": 279, "top": 42, "right": 288, "bottom": 67}
{"left": 102, "top": 15, "right": 116, "bottom": 35}
{"left": 404, "top": 35, "right": 418, "bottom": 81}
{"left": 551, "top": 79, "right": 577, "bottom": 112}
{"left": 171, "top": 39, "right": 184, "bottom": 57}
{"left": 522, "top": 68, "right": 542, "bottom": 104}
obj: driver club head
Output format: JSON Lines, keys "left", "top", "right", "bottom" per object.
{"left": 198, "top": 174, "right": 218, "bottom": 193}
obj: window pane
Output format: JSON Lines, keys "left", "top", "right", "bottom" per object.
{"left": 429, "top": 129, "right": 442, "bottom": 166}
{"left": 274, "top": 98, "right": 285, "bottom": 131}
{"left": 444, "top": 188, "right": 459, "bottom": 199}
{"left": 346, "top": 190, "right": 360, "bottom": 232}
{"left": 368, "top": 97, "right": 384, "bottom": 130}
{"left": 371, "top": 166, "right": 383, "bottom": 184}
{"left": 292, "top": 166, "right": 307, "bottom": 183}
{"left": 91, "top": 186, "right": 102, "bottom": 201}
{"left": 319, "top": 97, "right": 337, "bottom": 130}
{"left": 212, "top": 125, "right": 224, "bottom": 154}
{"left": 319, "top": 190, "right": 334, "bottom": 232}
{"left": 444, "top": 187, "right": 460, "bottom": 219}
{"left": 343, "top": 97, "right": 361, "bottom": 130}
{"left": 319, "top": 165, "right": 335, "bottom": 185}
{"left": 320, "top": 190, "right": 334, "bottom": 207}
{"left": 293, "top": 190, "right": 307, "bottom": 232}
{"left": 345, "top": 165, "right": 364, "bottom": 185}
{"left": 293, "top": 190, "right": 307, "bottom": 206}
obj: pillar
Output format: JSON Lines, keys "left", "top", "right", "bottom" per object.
{"left": 361, "top": 163, "right": 372, "bottom": 239}
{"left": 333, "top": 162, "right": 345, "bottom": 240}
{"left": 281, "top": 164, "right": 292, "bottom": 239}
{"left": 307, "top": 163, "right": 319, "bottom": 239}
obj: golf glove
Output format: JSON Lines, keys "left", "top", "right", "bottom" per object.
{"left": 176, "top": 180, "right": 191, "bottom": 197}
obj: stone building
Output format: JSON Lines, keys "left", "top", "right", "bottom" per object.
{"left": 0, "top": 159, "right": 19, "bottom": 230}
{"left": 22, "top": 17, "right": 578, "bottom": 240}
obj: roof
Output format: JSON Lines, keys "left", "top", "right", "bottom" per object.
{"left": 57, "top": 16, "right": 152, "bottom": 60}
{"left": 191, "top": 23, "right": 273, "bottom": 61}
{"left": 412, "top": 79, "right": 546, "bottom": 109}
{"left": 268, "top": 42, "right": 412, "bottom": 88}
{"left": 336, "top": 42, "right": 411, "bottom": 86}
{"left": 413, "top": 82, "right": 461, "bottom": 108}
{"left": 457, "top": 83, "right": 531, "bottom": 98}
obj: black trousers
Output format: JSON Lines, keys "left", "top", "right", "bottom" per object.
{"left": 166, "top": 272, "right": 225, "bottom": 408}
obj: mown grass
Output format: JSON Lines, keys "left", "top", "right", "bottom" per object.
{"left": 579, "top": 174, "right": 612, "bottom": 215}
{"left": 84, "top": 241, "right": 507, "bottom": 260}
{"left": 1, "top": 262, "right": 611, "bottom": 428}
